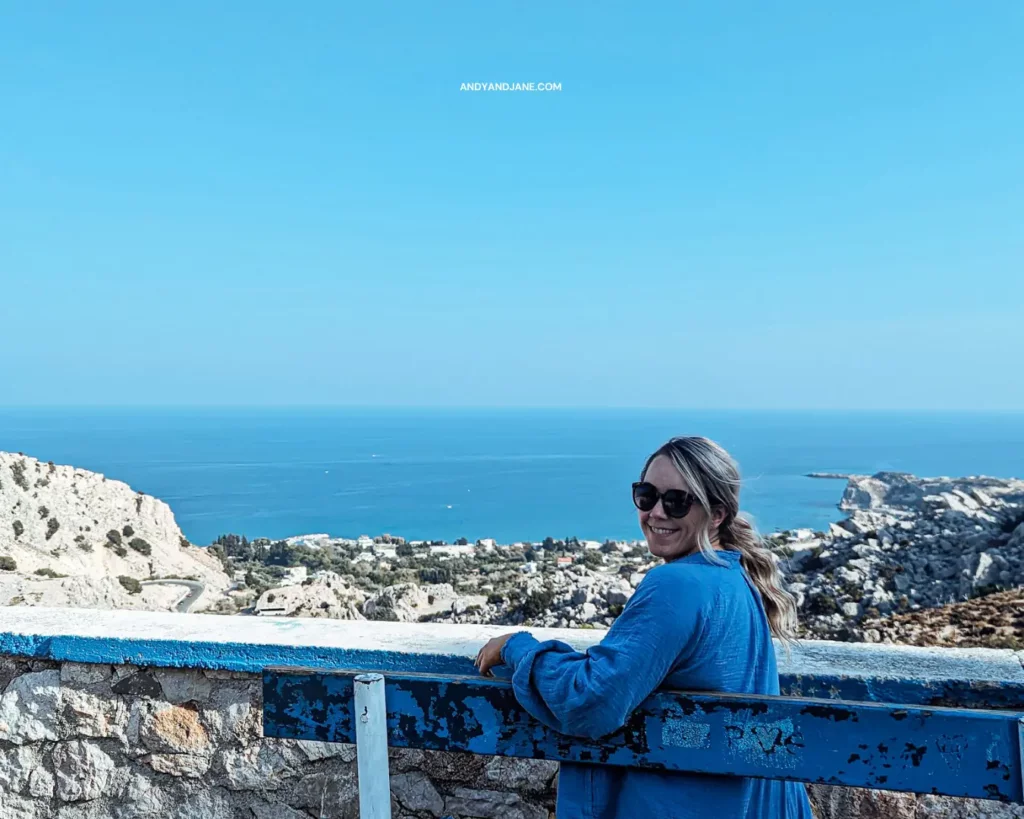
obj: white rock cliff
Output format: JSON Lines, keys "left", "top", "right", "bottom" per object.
{"left": 0, "top": 452, "right": 230, "bottom": 612}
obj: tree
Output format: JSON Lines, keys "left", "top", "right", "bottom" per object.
{"left": 395, "top": 544, "right": 415, "bottom": 558}
{"left": 266, "top": 540, "right": 300, "bottom": 566}
{"left": 455, "top": 537, "right": 469, "bottom": 546}
{"left": 419, "top": 567, "right": 454, "bottom": 585}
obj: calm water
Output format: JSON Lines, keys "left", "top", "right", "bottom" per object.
{"left": 1, "top": 409, "right": 1021, "bottom": 545}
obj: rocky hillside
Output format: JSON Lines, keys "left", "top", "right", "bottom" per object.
{"left": 776, "top": 472, "right": 1024, "bottom": 641}
{"left": 855, "top": 587, "right": 1024, "bottom": 649}
{"left": 0, "top": 452, "right": 231, "bottom": 612}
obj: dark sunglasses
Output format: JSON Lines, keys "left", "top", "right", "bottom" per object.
{"left": 632, "top": 482, "right": 696, "bottom": 518}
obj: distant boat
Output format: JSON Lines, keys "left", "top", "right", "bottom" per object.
{"left": 447, "top": 505, "right": 453, "bottom": 509}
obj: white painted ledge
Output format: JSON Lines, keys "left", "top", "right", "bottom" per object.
{"left": 0, "top": 607, "right": 1021, "bottom": 689}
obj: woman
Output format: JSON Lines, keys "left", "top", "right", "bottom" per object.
{"left": 475, "top": 437, "right": 814, "bottom": 818}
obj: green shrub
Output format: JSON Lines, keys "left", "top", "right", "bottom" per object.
{"left": 118, "top": 576, "right": 142, "bottom": 595}
{"left": 0, "top": 556, "right": 17, "bottom": 571}
{"left": 12, "top": 521, "right": 24, "bottom": 539}
{"left": 10, "top": 460, "right": 29, "bottom": 491}
{"left": 520, "top": 589, "right": 555, "bottom": 620}
{"left": 106, "top": 530, "right": 122, "bottom": 546}
{"left": 807, "top": 594, "right": 839, "bottom": 616}
{"left": 122, "top": 525, "right": 135, "bottom": 537}
{"left": 38, "top": 505, "right": 49, "bottom": 519}
{"left": 34, "top": 567, "right": 65, "bottom": 579}
{"left": 45, "top": 518, "right": 60, "bottom": 540}
{"left": 129, "top": 538, "right": 152, "bottom": 556}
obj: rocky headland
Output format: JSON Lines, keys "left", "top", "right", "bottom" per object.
{"left": 775, "top": 471, "right": 1024, "bottom": 644}
{"left": 0, "top": 453, "right": 231, "bottom": 613}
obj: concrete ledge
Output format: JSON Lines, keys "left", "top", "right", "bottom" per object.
{"left": 1, "top": 607, "right": 1022, "bottom": 707}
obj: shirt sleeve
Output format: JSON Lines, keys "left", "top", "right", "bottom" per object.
{"left": 499, "top": 566, "right": 704, "bottom": 740}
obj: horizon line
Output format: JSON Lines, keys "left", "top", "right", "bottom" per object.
{"left": 2, "top": 404, "right": 1024, "bottom": 414}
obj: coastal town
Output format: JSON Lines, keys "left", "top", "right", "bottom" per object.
{"left": 5, "top": 451, "right": 1021, "bottom": 651}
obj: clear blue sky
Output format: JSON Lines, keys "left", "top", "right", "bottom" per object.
{"left": 2, "top": 2, "right": 1021, "bottom": 409}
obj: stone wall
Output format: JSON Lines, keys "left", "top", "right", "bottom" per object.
{"left": 0, "top": 656, "right": 556, "bottom": 819}
{"left": 3, "top": 656, "right": 1023, "bottom": 819}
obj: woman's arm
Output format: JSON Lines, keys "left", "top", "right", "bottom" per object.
{"left": 499, "top": 567, "right": 702, "bottom": 740}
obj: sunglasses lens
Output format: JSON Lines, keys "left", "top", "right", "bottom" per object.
{"left": 662, "top": 491, "right": 692, "bottom": 518}
{"left": 632, "top": 483, "right": 658, "bottom": 511}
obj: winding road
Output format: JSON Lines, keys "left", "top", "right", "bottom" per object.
{"left": 139, "top": 580, "right": 205, "bottom": 613}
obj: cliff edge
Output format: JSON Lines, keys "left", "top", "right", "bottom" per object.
{"left": 0, "top": 452, "right": 231, "bottom": 612}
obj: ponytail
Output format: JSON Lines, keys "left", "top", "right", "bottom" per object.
{"left": 720, "top": 515, "right": 798, "bottom": 643}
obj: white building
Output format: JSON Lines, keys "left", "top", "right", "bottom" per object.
{"left": 428, "top": 545, "right": 476, "bottom": 558}
{"left": 521, "top": 562, "right": 538, "bottom": 574}
{"left": 286, "top": 534, "right": 329, "bottom": 550}
{"left": 582, "top": 540, "right": 603, "bottom": 551}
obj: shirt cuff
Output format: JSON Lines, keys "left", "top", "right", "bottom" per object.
{"left": 501, "top": 631, "right": 540, "bottom": 670}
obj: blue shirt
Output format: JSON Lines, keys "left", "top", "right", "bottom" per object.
{"left": 501, "top": 549, "right": 815, "bottom": 819}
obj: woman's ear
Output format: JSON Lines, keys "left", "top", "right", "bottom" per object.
{"left": 711, "top": 507, "right": 728, "bottom": 529}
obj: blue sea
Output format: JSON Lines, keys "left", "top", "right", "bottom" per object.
{"left": 0, "top": 408, "right": 1021, "bottom": 546}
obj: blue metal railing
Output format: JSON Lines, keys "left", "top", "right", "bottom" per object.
{"left": 263, "top": 667, "right": 1024, "bottom": 811}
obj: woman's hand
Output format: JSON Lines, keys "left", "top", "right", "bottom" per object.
{"left": 475, "top": 633, "right": 515, "bottom": 676}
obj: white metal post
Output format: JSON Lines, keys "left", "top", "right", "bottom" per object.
{"left": 354, "top": 673, "right": 392, "bottom": 819}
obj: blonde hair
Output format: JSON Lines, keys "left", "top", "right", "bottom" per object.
{"left": 641, "top": 436, "right": 798, "bottom": 642}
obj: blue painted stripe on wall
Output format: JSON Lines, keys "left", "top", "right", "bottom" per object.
{"left": 4, "top": 630, "right": 1024, "bottom": 710}
{"left": 0, "top": 633, "right": 472, "bottom": 675}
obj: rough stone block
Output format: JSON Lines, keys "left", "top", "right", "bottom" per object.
{"left": 0, "top": 669, "right": 60, "bottom": 744}
{"left": 483, "top": 757, "right": 559, "bottom": 795}
{"left": 140, "top": 704, "right": 210, "bottom": 754}
{"left": 0, "top": 746, "right": 44, "bottom": 793}
{"left": 146, "top": 752, "right": 212, "bottom": 778}
{"left": 444, "top": 787, "right": 548, "bottom": 819}
{"left": 153, "top": 669, "right": 213, "bottom": 705}
{"left": 391, "top": 771, "right": 445, "bottom": 816}
{"left": 287, "top": 768, "right": 359, "bottom": 819}
{"left": 52, "top": 740, "right": 126, "bottom": 802}
{"left": 60, "top": 663, "right": 112, "bottom": 688}
{"left": 60, "top": 688, "right": 129, "bottom": 742}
